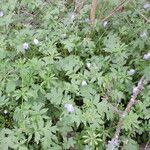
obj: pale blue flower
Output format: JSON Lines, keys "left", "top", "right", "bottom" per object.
{"left": 127, "top": 69, "right": 135, "bottom": 75}
{"left": 140, "top": 31, "right": 147, "bottom": 38}
{"left": 0, "top": 11, "right": 4, "bottom": 17}
{"left": 64, "top": 103, "right": 75, "bottom": 113}
{"left": 143, "top": 52, "right": 150, "bottom": 60}
{"left": 143, "top": 3, "right": 150, "bottom": 9}
{"left": 22, "top": 42, "right": 29, "bottom": 50}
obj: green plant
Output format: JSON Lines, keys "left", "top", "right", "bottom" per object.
{"left": 0, "top": 0, "right": 150, "bottom": 149}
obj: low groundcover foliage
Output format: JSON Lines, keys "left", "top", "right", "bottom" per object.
{"left": 0, "top": 0, "right": 150, "bottom": 149}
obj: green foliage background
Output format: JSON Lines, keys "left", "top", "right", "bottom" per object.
{"left": 0, "top": 0, "right": 150, "bottom": 149}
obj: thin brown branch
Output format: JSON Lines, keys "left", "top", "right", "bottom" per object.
{"left": 138, "top": 11, "right": 150, "bottom": 23}
{"left": 102, "top": 0, "right": 131, "bottom": 22}
{"left": 110, "top": 76, "right": 148, "bottom": 145}
{"left": 90, "top": 0, "right": 97, "bottom": 27}
{"left": 144, "top": 140, "right": 150, "bottom": 150}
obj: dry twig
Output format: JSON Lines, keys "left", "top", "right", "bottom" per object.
{"left": 102, "top": 0, "right": 131, "bottom": 21}
{"left": 90, "top": 0, "right": 97, "bottom": 27}
{"left": 109, "top": 76, "right": 148, "bottom": 147}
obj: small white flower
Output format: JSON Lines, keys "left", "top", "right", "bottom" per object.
{"left": 140, "top": 32, "right": 147, "bottom": 38}
{"left": 143, "top": 52, "right": 150, "bottom": 60}
{"left": 0, "top": 11, "right": 4, "bottom": 17}
{"left": 143, "top": 3, "right": 150, "bottom": 9}
{"left": 33, "top": 39, "right": 39, "bottom": 45}
{"left": 127, "top": 69, "right": 136, "bottom": 75}
{"left": 71, "top": 14, "right": 75, "bottom": 20}
{"left": 69, "top": 12, "right": 75, "bottom": 21}
{"left": 4, "top": 110, "right": 8, "bottom": 114}
{"left": 64, "top": 103, "right": 75, "bottom": 113}
{"left": 61, "top": 34, "right": 67, "bottom": 39}
{"left": 103, "top": 21, "right": 108, "bottom": 27}
{"left": 86, "top": 62, "right": 91, "bottom": 69}
{"left": 22, "top": 42, "right": 29, "bottom": 50}
{"left": 81, "top": 80, "right": 87, "bottom": 86}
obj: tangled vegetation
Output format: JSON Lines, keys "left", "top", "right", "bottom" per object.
{"left": 0, "top": 0, "right": 150, "bottom": 149}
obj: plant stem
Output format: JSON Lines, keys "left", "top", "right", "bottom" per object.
{"left": 110, "top": 76, "right": 148, "bottom": 143}
{"left": 90, "top": 0, "right": 97, "bottom": 27}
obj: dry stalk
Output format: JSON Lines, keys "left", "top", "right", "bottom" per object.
{"left": 90, "top": 0, "right": 97, "bottom": 27}
{"left": 102, "top": 0, "right": 131, "bottom": 22}
{"left": 110, "top": 76, "right": 148, "bottom": 145}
